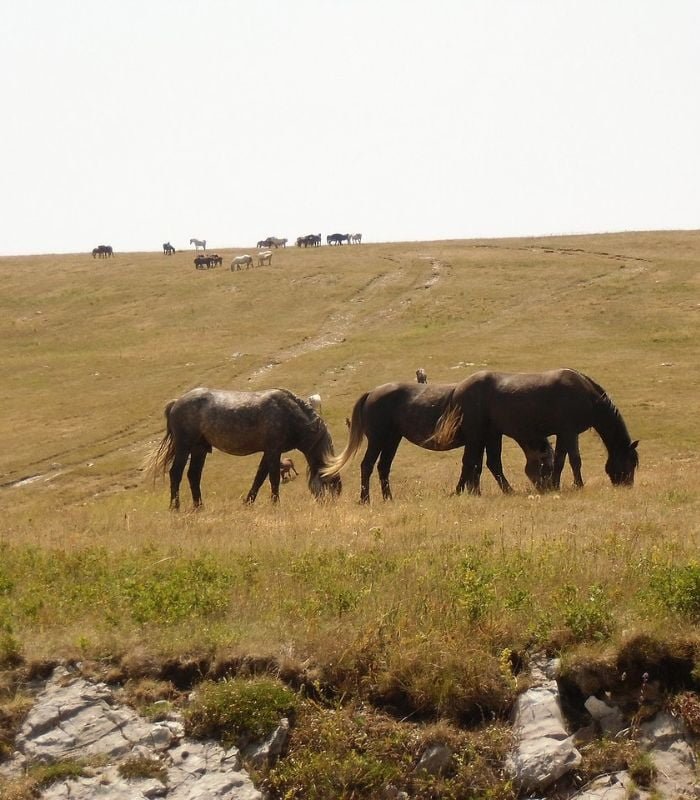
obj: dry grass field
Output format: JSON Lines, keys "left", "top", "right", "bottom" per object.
{"left": 1, "top": 232, "right": 699, "bottom": 796}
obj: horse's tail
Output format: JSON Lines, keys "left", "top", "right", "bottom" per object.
{"left": 428, "top": 401, "right": 463, "bottom": 450}
{"left": 144, "top": 400, "right": 178, "bottom": 483}
{"left": 321, "top": 392, "right": 369, "bottom": 478}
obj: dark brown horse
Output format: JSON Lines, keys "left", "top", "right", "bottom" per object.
{"left": 322, "top": 382, "right": 554, "bottom": 503}
{"left": 149, "top": 387, "right": 341, "bottom": 508}
{"left": 432, "top": 369, "right": 639, "bottom": 493}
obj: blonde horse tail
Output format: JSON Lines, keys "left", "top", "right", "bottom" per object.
{"left": 144, "top": 400, "right": 178, "bottom": 483}
{"left": 429, "top": 402, "right": 464, "bottom": 450}
{"left": 321, "top": 392, "right": 369, "bottom": 478}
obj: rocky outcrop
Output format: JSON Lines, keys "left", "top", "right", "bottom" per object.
{"left": 2, "top": 667, "right": 262, "bottom": 799}
{"left": 506, "top": 656, "right": 582, "bottom": 792}
{"left": 639, "top": 712, "right": 699, "bottom": 799}
{"left": 2, "top": 663, "right": 697, "bottom": 799}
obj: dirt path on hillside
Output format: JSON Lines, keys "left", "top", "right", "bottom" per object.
{"left": 3, "top": 255, "right": 446, "bottom": 493}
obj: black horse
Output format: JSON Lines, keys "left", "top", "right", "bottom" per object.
{"left": 327, "top": 233, "right": 350, "bottom": 246}
{"left": 323, "top": 382, "right": 554, "bottom": 503}
{"left": 296, "top": 234, "right": 321, "bottom": 248}
{"left": 92, "top": 244, "right": 113, "bottom": 258}
{"left": 149, "top": 387, "right": 342, "bottom": 508}
{"left": 431, "top": 369, "right": 639, "bottom": 493}
{"left": 163, "top": 242, "right": 175, "bottom": 255}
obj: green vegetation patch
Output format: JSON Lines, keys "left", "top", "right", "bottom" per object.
{"left": 185, "top": 677, "right": 297, "bottom": 747}
{"left": 265, "top": 704, "right": 515, "bottom": 800}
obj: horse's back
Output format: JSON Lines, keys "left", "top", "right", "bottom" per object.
{"left": 456, "top": 369, "right": 599, "bottom": 436}
{"left": 170, "top": 387, "right": 305, "bottom": 455}
{"left": 363, "top": 382, "right": 454, "bottom": 446}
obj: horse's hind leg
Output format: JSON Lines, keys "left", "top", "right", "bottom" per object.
{"left": 187, "top": 444, "right": 208, "bottom": 508}
{"left": 246, "top": 454, "right": 271, "bottom": 504}
{"left": 457, "top": 440, "right": 485, "bottom": 495}
{"left": 360, "top": 440, "right": 382, "bottom": 503}
{"left": 485, "top": 434, "right": 513, "bottom": 494}
{"left": 169, "top": 446, "right": 189, "bottom": 510}
{"left": 377, "top": 434, "right": 402, "bottom": 501}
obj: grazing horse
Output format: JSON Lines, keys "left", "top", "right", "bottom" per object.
{"left": 280, "top": 456, "right": 298, "bottom": 481}
{"left": 149, "top": 387, "right": 342, "bottom": 507}
{"left": 268, "top": 237, "right": 288, "bottom": 248}
{"left": 323, "top": 382, "right": 554, "bottom": 503}
{"left": 231, "top": 254, "right": 254, "bottom": 270}
{"left": 431, "top": 369, "right": 639, "bottom": 493}
{"left": 92, "top": 244, "right": 113, "bottom": 258}
{"left": 257, "top": 238, "right": 273, "bottom": 249}
{"left": 190, "top": 238, "right": 206, "bottom": 251}
{"left": 163, "top": 242, "right": 175, "bottom": 255}
{"left": 327, "top": 233, "right": 350, "bottom": 246}
{"left": 194, "top": 255, "right": 212, "bottom": 269}
{"left": 208, "top": 254, "right": 222, "bottom": 266}
{"left": 296, "top": 234, "right": 320, "bottom": 248}
{"left": 257, "top": 250, "right": 273, "bottom": 266}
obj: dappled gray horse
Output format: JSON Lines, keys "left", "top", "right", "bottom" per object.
{"left": 150, "top": 387, "right": 342, "bottom": 507}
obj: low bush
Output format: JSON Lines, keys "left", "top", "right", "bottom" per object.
{"left": 184, "top": 677, "right": 297, "bottom": 747}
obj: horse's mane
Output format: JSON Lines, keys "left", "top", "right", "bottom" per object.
{"left": 276, "top": 388, "right": 330, "bottom": 448}
{"left": 574, "top": 370, "right": 634, "bottom": 448}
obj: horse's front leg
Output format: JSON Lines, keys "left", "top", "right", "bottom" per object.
{"left": 377, "top": 434, "right": 402, "bottom": 501}
{"left": 456, "top": 441, "right": 484, "bottom": 495}
{"left": 554, "top": 432, "right": 583, "bottom": 488}
{"left": 485, "top": 434, "right": 513, "bottom": 494}
{"left": 246, "top": 455, "right": 270, "bottom": 504}
{"left": 565, "top": 434, "right": 584, "bottom": 488}
{"left": 265, "top": 451, "right": 282, "bottom": 502}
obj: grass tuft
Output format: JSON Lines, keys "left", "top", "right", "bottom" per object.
{"left": 184, "top": 677, "right": 297, "bottom": 748}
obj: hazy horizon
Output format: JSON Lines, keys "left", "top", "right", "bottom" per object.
{"left": 3, "top": 0, "right": 699, "bottom": 256}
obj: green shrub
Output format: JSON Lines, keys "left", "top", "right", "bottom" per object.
{"left": 628, "top": 751, "right": 657, "bottom": 787}
{"left": 560, "top": 584, "right": 614, "bottom": 643}
{"left": 184, "top": 677, "right": 297, "bottom": 747}
{"left": 648, "top": 562, "right": 700, "bottom": 621}
{"left": 122, "top": 557, "right": 232, "bottom": 624}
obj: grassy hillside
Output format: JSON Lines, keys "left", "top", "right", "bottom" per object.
{"left": 1, "top": 233, "right": 699, "bottom": 794}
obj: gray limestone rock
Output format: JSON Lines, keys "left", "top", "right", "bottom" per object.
{"left": 8, "top": 667, "right": 262, "bottom": 800}
{"left": 506, "top": 660, "right": 582, "bottom": 792}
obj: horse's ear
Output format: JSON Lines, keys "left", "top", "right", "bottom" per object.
{"left": 631, "top": 440, "right": 639, "bottom": 450}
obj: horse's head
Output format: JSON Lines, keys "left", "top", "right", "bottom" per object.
{"left": 524, "top": 440, "right": 555, "bottom": 492}
{"left": 309, "top": 469, "right": 342, "bottom": 499}
{"left": 605, "top": 440, "right": 639, "bottom": 486}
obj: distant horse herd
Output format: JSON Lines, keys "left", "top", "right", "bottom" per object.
{"left": 150, "top": 368, "right": 639, "bottom": 510}
{"left": 93, "top": 232, "right": 360, "bottom": 277}
{"left": 92, "top": 233, "right": 363, "bottom": 269}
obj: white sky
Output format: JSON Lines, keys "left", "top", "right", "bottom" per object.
{"left": 2, "top": 1, "right": 699, "bottom": 255}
